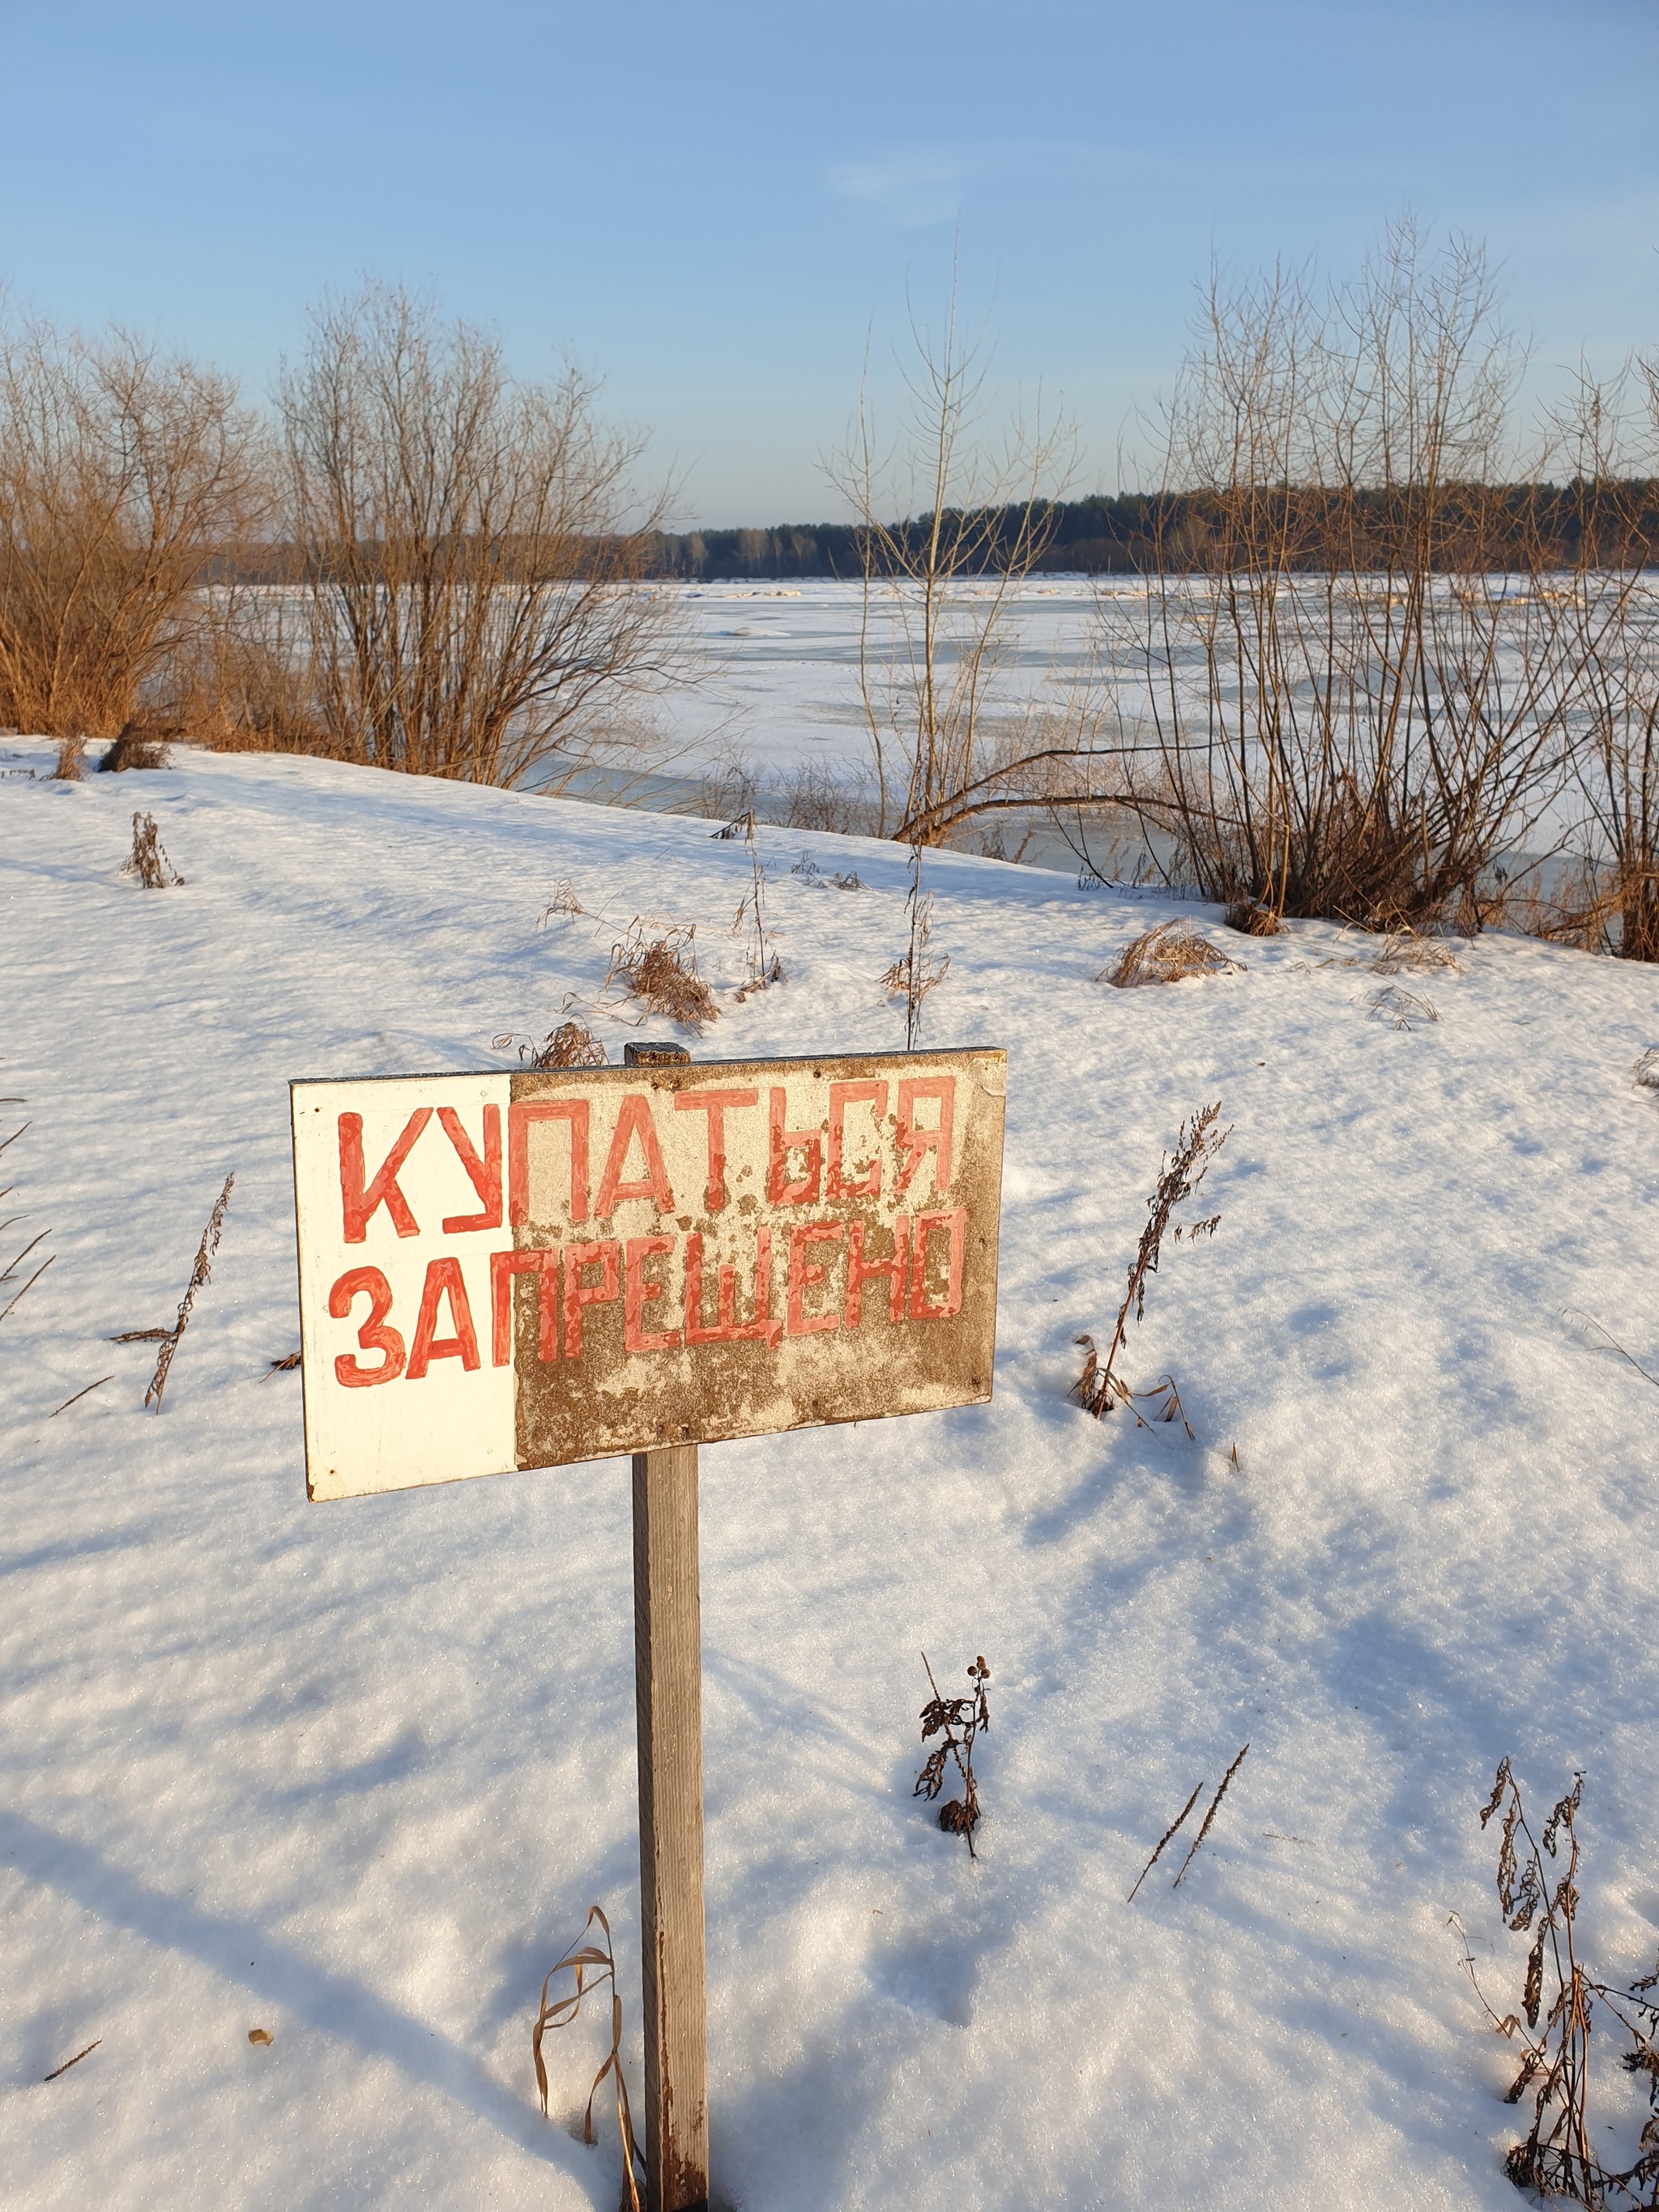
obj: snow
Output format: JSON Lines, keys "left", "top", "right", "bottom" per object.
{"left": 2, "top": 734, "right": 1658, "bottom": 2209}
{"left": 654, "top": 578, "right": 1112, "bottom": 784}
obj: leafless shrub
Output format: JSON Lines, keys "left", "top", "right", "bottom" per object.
{"left": 1225, "top": 900, "right": 1282, "bottom": 937}
{"left": 607, "top": 919, "right": 718, "bottom": 1032}
{"left": 774, "top": 757, "right": 883, "bottom": 837}
{"left": 1542, "top": 374, "right": 1659, "bottom": 963}
{"left": 828, "top": 273, "right": 1127, "bottom": 848}
{"left": 881, "top": 845, "right": 949, "bottom": 1048}
{"left": 1635, "top": 1049, "right": 1659, "bottom": 1096}
{"left": 1073, "top": 1101, "right": 1228, "bottom": 1419}
{"left": 1102, "top": 920, "right": 1242, "bottom": 988}
{"left": 144, "top": 1172, "right": 232, "bottom": 1409}
{"left": 533, "top": 1905, "right": 645, "bottom": 2212}
{"left": 0, "top": 311, "right": 264, "bottom": 762}
{"left": 701, "top": 761, "right": 759, "bottom": 824}
{"left": 1458, "top": 1761, "right": 1659, "bottom": 2206}
{"left": 539, "top": 880, "right": 584, "bottom": 922}
{"left": 1367, "top": 984, "right": 1438, "bottom": 1029}
{"left": 915, "top": 1654, "right": 991, "bottom": 1857}
{"left": 1127, "top": 1743, "right": 1250, "bottom": 1901}
{"left": 122, "top": 810, "right": 183, "bottom": 888}
{"left": 1115, "top": 221, "right": 1586, "bottom": 931}
{"left": 276, "top": 283, "right": 681, "bottom": 788}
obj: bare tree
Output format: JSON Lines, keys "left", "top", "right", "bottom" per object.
{"left": 1113, "top": 220, "right": 1590, "bottom": 930}
{"left": 0, "top": 310, "right": 262, "bottom": 772}
{"left": 826, "top": 275, "right": 1114, "bottom": 846}
{"left": 274, "top": 284, "right": 681, "bottom": 787}
{"left": 1543, "top": 363, "right": 1659, "bottom": 959}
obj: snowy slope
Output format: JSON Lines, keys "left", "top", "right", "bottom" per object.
{"left": 2, "top": 737, "right": 1657, "bottom": 2210}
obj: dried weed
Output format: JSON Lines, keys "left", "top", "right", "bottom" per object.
{"left": 1102, "top": 920, "right": 1242, "bottom": 988}
{"left": 1367, "top": 984, "right": 1439, "bottom": 1029}
{"left": 1127, "top": 1744, "right": 1250, "bottom": 1901}
{"left": 607, "top": 920, "right": 718, "bottom": 1033}
{"left": 1459, "top": 1761, "right": 1659, "bottom": 2206}
{"left": 122, "top": 810, "right": 183, "bottom": 888}
{"left": 915, "top": 1655, "right": 991, "bottom": 1858}
{"left": 497, "top": 1020, "right": 608, "bottom": 1070}
{"left": 881, "top": 846, "right": 949, "bottom": 1048}
{"left": 1073, "top": 1102, "right": 1229, "bottom": 1420}
{"left": 145, "top": 1172, "right": 233, "bottom": 1408}
{"left": 539, "top": 880, "right": 584, "bottom": 923}
{"left": 533, "top": 1905, "right": 645, "bottom": 2212}
{"left": 1370, "top": 928, "right": 1460, "bottom": 975}
{"left": 1224, "top": 900, "right": 1282, "bottom": 937}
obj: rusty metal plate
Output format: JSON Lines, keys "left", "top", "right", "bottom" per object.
{"left": 291, "top": 1049, "right": 1005, "bottom": 1501}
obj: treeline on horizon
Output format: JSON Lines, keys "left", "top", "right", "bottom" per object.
{"left": 215, "top": 485, "right": 1659, "bottom": 583}
{"left": 642, "top": 485, "right": 1659, "bottom": 580}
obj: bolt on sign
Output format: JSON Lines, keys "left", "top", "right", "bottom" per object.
{"left": 290, "top": 1050, "right": 1005, "bottom": 1501}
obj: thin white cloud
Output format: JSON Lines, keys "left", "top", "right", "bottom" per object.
{"left": 829, "top": 151, "right": 965, "bottom": 228}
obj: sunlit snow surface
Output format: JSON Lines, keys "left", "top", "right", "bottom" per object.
{"left": 2, "top": 738, "right": 1658, "bottom": 2209}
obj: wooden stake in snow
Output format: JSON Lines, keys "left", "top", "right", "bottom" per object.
{"left": 625, "top": 1042, "right": 710, "bottom": 2212}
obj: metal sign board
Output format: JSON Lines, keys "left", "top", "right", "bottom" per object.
{"left": 291, "top": 1049, "right": 1006, "bottom": 1501}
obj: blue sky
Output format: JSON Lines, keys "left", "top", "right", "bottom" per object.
{"left": 1, "top": 1, "right": 1655, "bottom": 523}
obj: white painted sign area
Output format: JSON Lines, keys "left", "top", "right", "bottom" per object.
{"left": 291, "top": 1051, "right": 1006, "bottom": 1503}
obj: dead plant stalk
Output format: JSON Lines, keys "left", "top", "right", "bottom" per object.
{"left": 145, "top": 1172, "right": 233, "bottom": 1409}
{"left": 1073, "top": 1102, "right": 1229, "bottom": 1419}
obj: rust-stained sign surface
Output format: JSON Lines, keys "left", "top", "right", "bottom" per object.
{"left": 290, "top": 1050, "right": 1005, "bottom": 1501}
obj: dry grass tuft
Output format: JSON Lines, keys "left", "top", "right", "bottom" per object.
{"left": 915, "top": 1654, "right": 991, "bottom": 1858}
{"left": 607, "top": 919, "right": 718, "bottom": 1032}
{"left": 791, "top": 853, "right": 865, "bottom": 890}
{"left": 1370, "top": 929, "right": 1459, "bottom": 975}
{"left": 122, "top": 810, "right": 183, "bottom": 888}
{"left": 1367, "top": 984, "right": 1439, "bottom": 1029}
{"left": 98, "top": 714, "right": 178, "bottom": 772}
{"left": 539, "top": 880, "right": 584, "bottom": 922}
{"left": 1635, "top": 1048, "right": 1659, "bottom": 1096}
{"left": 533, "top": 1905, "right": 645, "bottom": 2212}
{"left": 1074, "top": 1101, "right": 1229, "bottom": 1420}
{"left": 1224, "top": 899, "right": 1282, "bottom": 937}
{"left": 496, "top": 1020, "right": 608, "bottom": 1070}
{"left": 1458, "top": 1761, "right": 1659, "bottom": 2206}
{"left": 145, "top": 1172, "right": 233, "bottom": 1409}
{"left": 1102, "top": 920, "right": 1243, "bottom": 988}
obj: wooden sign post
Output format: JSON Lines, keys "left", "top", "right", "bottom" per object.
{"left": 288, "top": 1045, "right": 1006, "bottom": 2212}
{"left": 625, "top": 1044, "right": 707, "bottom": 2212}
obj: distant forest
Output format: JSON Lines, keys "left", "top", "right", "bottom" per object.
{"left": 213, "top": 486, "right": 1659, "bottom": 585}
{"left": 646, "top": 488, "right": 1659, "bottom": 579}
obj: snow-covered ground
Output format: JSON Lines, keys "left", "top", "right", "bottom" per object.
{"left": 3, "top": 737, "right": 1658, "bottom": 2210}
